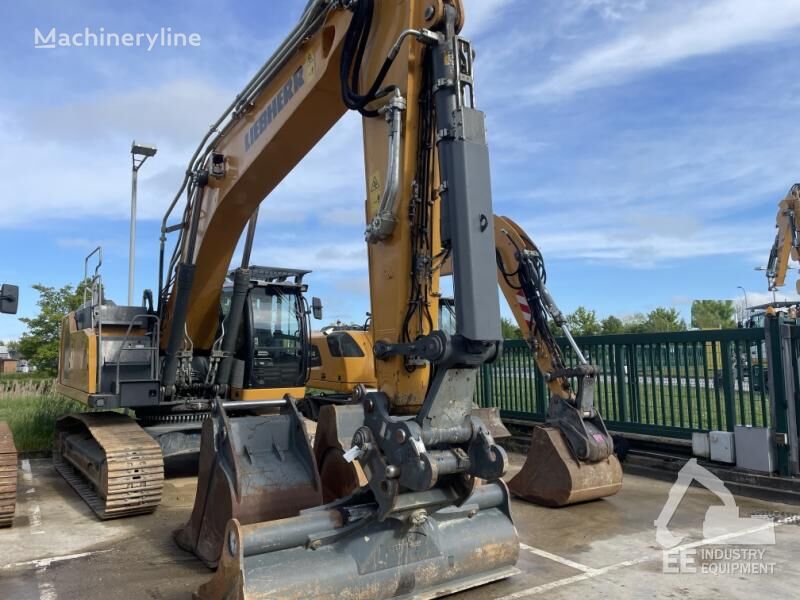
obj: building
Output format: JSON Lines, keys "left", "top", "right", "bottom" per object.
{"left": 0, "top": 346, "right": 19, "bottom": 374}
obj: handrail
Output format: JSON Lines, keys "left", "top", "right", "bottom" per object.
{"left": 83, "top": 246, "right": 103, "bottom": 305}
{"left": 113, "top": 313, "right": 161, "bottom": 395}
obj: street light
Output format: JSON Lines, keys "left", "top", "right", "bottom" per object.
{"left": 129, "top": 141, "right": 157, "bottom": 305}
{"left": 737, "top": 286, "right": 749, "bottom": 310}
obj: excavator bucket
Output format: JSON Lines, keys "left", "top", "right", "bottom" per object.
{"left": 472, "top": 406, "right": 511, "bottom": 440}
{"left": 0, "top": 421, "right": 17, "bottom": 527}
{"left": 508, "top": 425, "right": 622, "bottom": 507}
{"left": 174, "top": 398, "right": 322, "bottom": 568}
{"left": 313, "top": 404, "right": 367, "bottom": 502}
{"left": 195, "top": 482, "right": 519, "bottom": 600}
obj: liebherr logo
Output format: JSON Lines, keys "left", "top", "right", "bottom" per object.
{"left": 34, "top": 27, "right": 201, "bottom": 51}
{"left": 244, "top": 66, "right": 306, "bottom": 152}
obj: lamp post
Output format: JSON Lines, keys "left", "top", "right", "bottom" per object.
{"left": 737, "top": 286, "right": 749, "bottom": 310}
{"left": 129, "top": 141, "right": 157, "bottom": 306}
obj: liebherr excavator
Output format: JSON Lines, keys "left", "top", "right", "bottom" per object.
{"left": 55, "top": 250, "right": 320, "bottom": 519}
{"left": 309, "top": 215, "right": 622, "bottom": 507}
{"left": 61, "top": 0, "right": 519, "bottom": 597}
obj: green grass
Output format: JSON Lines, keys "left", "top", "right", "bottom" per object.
{"left": 0, "top": 378, "right": 89, "bottom": 453}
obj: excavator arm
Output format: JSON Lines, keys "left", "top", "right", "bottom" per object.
{"left": 767, "top": 183, "right": 800, "bottom": 292}
{"left": 491, "top": 215, "right": 622, "bottom": 506}
{"left": 159, "top": 2, "right": 522, "bottom": 597}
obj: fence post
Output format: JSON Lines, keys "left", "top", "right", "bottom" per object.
{"left": 480, "top": 363, "right": 493, "bottom": 408}
{"left": 614, "top": 345, "right": 628, "bottom": 423}
{"left": 720, "top": 340, "right": 736, "bottom": 433}
{"left": 628, "top": 344, "right": 640, "bottom": 422}
{"left": 765, "top": 316, "right": 794, "bottom": 476}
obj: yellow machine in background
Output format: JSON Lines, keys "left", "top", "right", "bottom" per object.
{"left": 493, "top": 215, "right": 622, "bottom": 506}
{"left": 308, "top": 323, "right": 376, "bottom": 393}
{"left": 767, "top": 183, "right": 800, "bottom": 292}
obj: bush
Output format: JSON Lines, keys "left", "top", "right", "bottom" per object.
{"left": 0, "top": 378, "right": 88, "bottom": 453}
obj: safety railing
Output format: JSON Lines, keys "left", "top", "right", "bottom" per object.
{"left": 477, "top": 328, "right": 769, "bottom": 440}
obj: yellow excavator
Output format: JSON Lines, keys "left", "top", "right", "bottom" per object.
{"left": 308, "top": 215, "right": 622, "bottom": 506}
{"left": 58, "top": 1, "right": 520, "bottom": 597}
{"left": 767, "top": 183, "right": 800, "bottom": 292}
{"left": 55, "top": 252, "right": 319, "bottom": 519}
{"left": 0, "top": 283, "right": 19, "bottom": 528}
{"left": 493, "top": 215, "right": 622, "bottom": 506}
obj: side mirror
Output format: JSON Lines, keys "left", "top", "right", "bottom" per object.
{"left": 311, "top": 297, "right": 323, "bottom": 320}
{"left": 0, "top": 284, "right": 18, "bottom": 315}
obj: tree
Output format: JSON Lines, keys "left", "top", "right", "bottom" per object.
{"left": 601, "top": 315, "right": 625, "bottom": 334}
{"left": 500, "top": 317, "right": 522, "bottom": 340}
{"left": 644, "top": 307, "right": 686, "bottom": 332}
{"left": 566, "top": 306, "right": 601, "bottom": 337}
{"left": 17, "top": 282, "right": 87, "bottom": 374}
{"left": 691, "top": 299, "right": 735, "bottom": 329}
{"left": 622, "top": 312, "right": 648, "bottom": 334}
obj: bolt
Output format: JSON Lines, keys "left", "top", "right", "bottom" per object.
{"left": 410, "top": 509, "right": 428, "bottom": 526}
{"left": 385, "top": 464, "right": 400, "bottom": 479}
{"left": 394, "top": 429, "right": 407, "bottom": 444}
{"left": 424, "top": 5, "right": 435, "bottom": 20}
{"left": 227, "top": 531, "right": 238, "bottom": 556}
{"left": 309, "top": 539, "right": 322, "bottom": 550}
{"left": 364, "top": 398, "right": 374, "bottom": 413}
{"left": 467, "top": 508, "right": 478, "bottom": 518}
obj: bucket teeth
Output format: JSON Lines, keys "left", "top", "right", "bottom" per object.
{"left": 508, "top": 425, "right": 622, "bottom": 507}
{"left": 0, "top": 421, "right": 17, "bottom": 528}
{"left": 54, "top": 412, "right": 164, "bottom": 519}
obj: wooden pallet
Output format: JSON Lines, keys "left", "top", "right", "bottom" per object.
{"left": 0, "top": 421, "right": 17, "bottom": 528}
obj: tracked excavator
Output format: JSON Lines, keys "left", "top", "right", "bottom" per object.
{"left": 308, "top": 215, "right": 622, "bottom": 507}
{"left": 55, "top": 249, "right": 321, "bottom": 519}
{"left": 0, "top": 283, "right": 19, "bottom": 528}
{"left": 767, "top": 183, "right": 800, "bottom": 292}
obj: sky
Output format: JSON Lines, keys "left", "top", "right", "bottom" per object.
{"left": 1, "top": 0, "right": 800, "bottom": 341}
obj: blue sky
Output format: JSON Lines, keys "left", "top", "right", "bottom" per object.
{"left": 2, "top": 0, "right": 799, "bottom": 341}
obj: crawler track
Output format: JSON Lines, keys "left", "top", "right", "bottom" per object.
{"left": 0, "top": 421, "right": 16, "bottom": 527}
{"left": 54, "top": 412, "right": 163, "bottom": 519}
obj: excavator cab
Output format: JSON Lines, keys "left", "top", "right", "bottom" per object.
{"left": 219, "top": 266, "right": 313, "bottom": 401}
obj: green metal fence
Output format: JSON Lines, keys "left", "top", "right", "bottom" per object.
{"left": 477, "top": 328, "right": 770, "bottom": 440}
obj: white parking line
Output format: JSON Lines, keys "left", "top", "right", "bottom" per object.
{"left": 499, "top": 515, "right": 796, "bottom": 599}
{"left": 519, "top": 544, "right": 597, "bottom": 574}
{"left": 2, "top": 550, "right": 112, "bottom": 571}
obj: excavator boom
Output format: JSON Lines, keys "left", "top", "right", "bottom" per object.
{"left": 494, "top": 214, "right": 622, "bottom": 506}
{"left": 767, "top": 183, "right": 800, "bottom": 292}
{"left": 166, "top": 1, "right": 521, "bottom": 596}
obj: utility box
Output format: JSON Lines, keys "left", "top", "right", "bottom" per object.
{"left": 692, "top": 432, "right": 710, "bottom": 458}
{"left": 734, "top": 425, "right": 775, "bottom": 473}
{"left": 709, "top": 431, "right": 736, "bottom": 463}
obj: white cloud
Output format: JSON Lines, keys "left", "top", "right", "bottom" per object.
{"left": 248, "top": 240, "right": 367, "bottom": 275}
{"left": 528, "top": 0, "right": 800, "bottom": 101}
{"left": 462, "top": 0, "right": 517, "bottom": 37}
{"left": 526, "top": 219, "right": 765, "bottom": 267}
